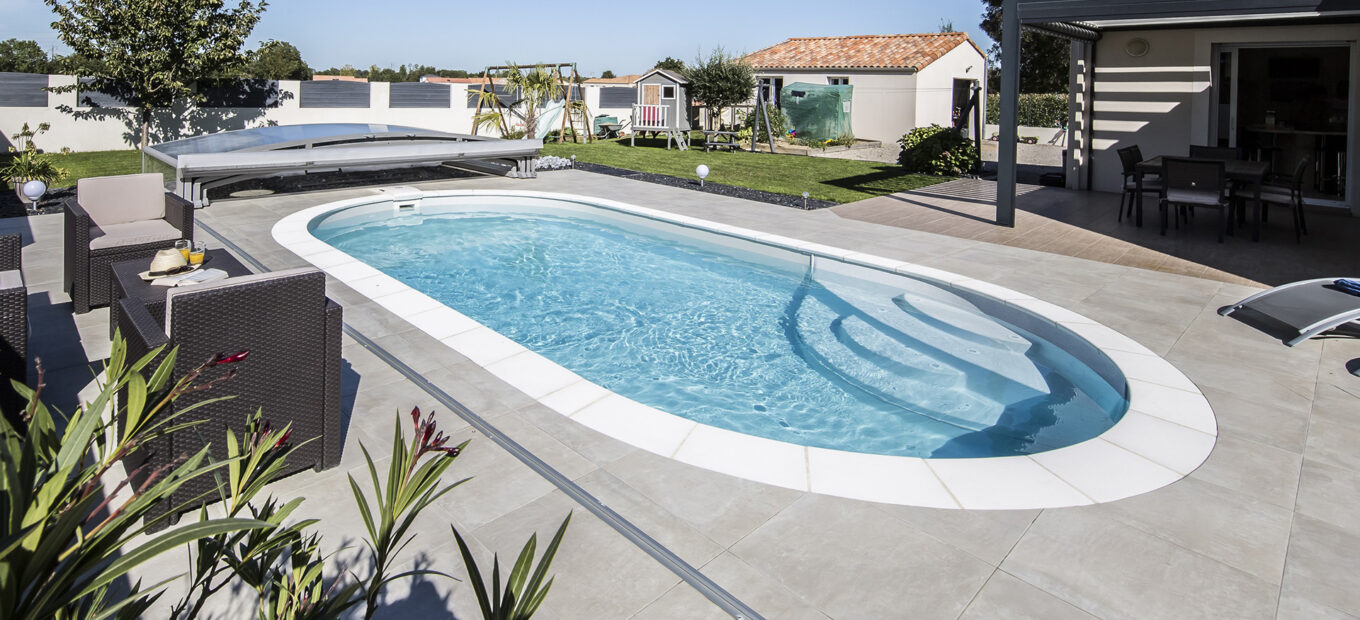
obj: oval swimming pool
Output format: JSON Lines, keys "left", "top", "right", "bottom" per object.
{"left": 276, "top": 190, "right": 1218, "bottom": 508}
{"left": 309, "top": 194, "right": 1128, "bottom": 459}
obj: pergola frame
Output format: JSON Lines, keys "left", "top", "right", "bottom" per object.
{"left": 995, "top": 0, "right": 1360, "bottom": 226}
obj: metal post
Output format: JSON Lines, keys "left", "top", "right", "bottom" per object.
{"left": 996, "top": 0, "right": 1021, "bottom": 227}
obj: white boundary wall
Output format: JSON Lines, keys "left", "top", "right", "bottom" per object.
{"left": 0, "top": 75, "right": 481, "bottom": 153}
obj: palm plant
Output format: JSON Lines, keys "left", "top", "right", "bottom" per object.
{"left": 452, "top": 514, "right": 570, "bottom": 620}
{"left": 0, "top": 337, "right": 270, "bottom": 620}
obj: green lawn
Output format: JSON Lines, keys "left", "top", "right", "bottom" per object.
{"left": 46, "top": 149, "right": 143, "bottom": 187}
{"left": 31, "top": 141, "right": 945, "bottom": 205}
{"left": 543, "top": 137, "right": 945, "bottom": 203}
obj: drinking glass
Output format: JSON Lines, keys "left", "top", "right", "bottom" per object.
{"left": 175, "top": 239, "right": 191, "bottom": 261}
{"left": 189, "top": 241, "right": 206, "bottom": 265}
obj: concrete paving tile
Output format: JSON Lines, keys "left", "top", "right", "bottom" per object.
{"left": 1296, "top": 458, "right": 1360, "bottom": 534}
{"left": 1281, "top": 515, "right": 1360, "bottom": 616}
{"left": 1090, "top": 475, "right": 1294, "bottom": 585}
{"left": 1198, "top": 386, "right": 1311, "bottom": 454}
{"left": 959, "top": 570, "right": 1097, "bottom": 619}
{"left": 1276, "top": 592, "right": 1360, "bottom": 620}
{"left": 571, "top": 469, "right": 725, "bottom": 569}
{"left": 1189, "top": 431, "right": 1302, "bottom": 510}
{"left": 872, "top": 504, "right": 1040, "bottom": 566}
{"left": 730, "top": 494, "right": 994, "bottom": 619}
{"left": 602, "top": 449, "right": 801, "bottom": 549}
{"left": 1310, "top": 383, "right": 1360, "bottom": 433}
{"left": 428, "top": 415, "right": 595, "bottom": 531}
{"left": 514, "top": 401, "right": 638, "bottom": 467}
{"left": 632, "top": 552, "right": 828, "bottom": 620}
{"left": 1002, "top": 508, "right": 1278, "bottom": 620}
{"left": 471, "top": 489, "right": 684, "bottom": 619}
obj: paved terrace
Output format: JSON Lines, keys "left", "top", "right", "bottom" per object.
{"left": 6, "top": 170, "right": 1360, "bottom": 618}
{"left": 834, "top": 178, "right": 1360, "bottom": 288}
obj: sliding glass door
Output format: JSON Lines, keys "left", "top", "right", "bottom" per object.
{"left": 1211, "top": 42, "right": 1352, "bottom": 207}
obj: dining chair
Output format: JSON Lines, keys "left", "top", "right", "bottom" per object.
{"left": 1258, "top": 156, "right": 1311, "bottom": 243}
{"left": 1116, "top": 145, "right": 1161, "bottom": 223}
{"left": 1161, "top": 157, "right": 1232, "bottom": 243}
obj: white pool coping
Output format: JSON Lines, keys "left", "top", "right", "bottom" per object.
{"left": 272, "top": 188, "right": 1218, "bottom": 510}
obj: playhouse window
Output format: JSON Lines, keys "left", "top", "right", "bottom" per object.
{"left": 662, "top": 85, "right": 676, "bottom": 99}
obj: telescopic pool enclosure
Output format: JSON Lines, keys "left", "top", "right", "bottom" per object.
{"left": 142, "top": 123, "right": 544, "bottom": 206}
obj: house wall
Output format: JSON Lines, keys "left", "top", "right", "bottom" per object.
{"left": 1086, "top": 22, "right": 1360, "bottom": 215}
{"left": 0, "top": 76, "right": 479, "bottom": 152}
{"left": 913, "top": 43, "right": 988, "bottom": 131}
{"left": 754, "top": 43, "right": 986, "bottom": 143}
{"left": 755, "top": 69, "right": 916, "bottom": 142}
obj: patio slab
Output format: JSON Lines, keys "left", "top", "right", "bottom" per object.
{"left": 5, "top": 168, "right": 1359, "bottom": 618}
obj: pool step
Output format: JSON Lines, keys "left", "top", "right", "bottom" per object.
{"left": 788, "top": 275, "right": 1051, "bottom": 431}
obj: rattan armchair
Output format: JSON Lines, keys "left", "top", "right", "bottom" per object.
{"left": 0, "top": 233, "right": 26, "bottom": 421}
{"left": 115, "top": 267, "right": 342, "bottom": 528}
{"left": 64, "top": 173, "right": 193, "bottom": 313}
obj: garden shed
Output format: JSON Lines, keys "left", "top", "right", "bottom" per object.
{"left": 629, "top": 69, "right": 692, "bottom": 150}
{"left": 745, "top": 32, "right": 987, "bottom": 143}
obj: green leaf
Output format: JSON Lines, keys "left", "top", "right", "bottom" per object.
{"left": 452, "top": 525, "right": 494, "bottom": 620}
{"left": 76, "top": 518, "right": 272, "bottom": 599}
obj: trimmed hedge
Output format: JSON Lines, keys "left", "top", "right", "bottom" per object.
{"left": 985, "top": 93, "right": 1067, "bottom": 127}
{"left": 898, "top": 124, "right": 979, "bottom": 176}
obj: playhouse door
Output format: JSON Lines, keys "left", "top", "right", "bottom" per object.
{"left": 642, "top": 84, "right": 660, "bottom": 106}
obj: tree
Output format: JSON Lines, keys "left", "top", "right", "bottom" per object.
{"left": 654, "top": 56, "right": 686, "bottom": 73}
{"left": 979, "top": 0, "right": 1069, "bottom": 94}
{"left": 685, "top": 48, "right": 754, "bottom": 130}
{"left": 473, "top": 64, "right": 564, "bottom": 138}
{"left": 600, "top": 69, "right": 616, "bottom": 79}
{"left": 938, "top": 19, "right": 956, "bottom": 33}
{"left": 0, "top": 39, "right": 50, "bottom": 73}
{"left": 250, "top": 39, "right": 310, "bottom": 80}
{"left": 44, "top": 0, "right": 268, "bottom": 148}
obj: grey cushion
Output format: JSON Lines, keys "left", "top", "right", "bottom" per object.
{"left": 77, "top": 173, "right": 167, "bottom": 227}
{"left": 165, "top": 267, "right": 315, "bottom": 334}
{"left": 0, "top": 269, "right": 22, "bottom": 291}
{"left": 1166, "top": 189, "right": 1225, "bottom": 206}
{"left": 88, "top": 219, "right": 181, "bottom": 250}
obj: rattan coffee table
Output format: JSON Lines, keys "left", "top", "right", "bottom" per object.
{"left": 109, "top": 249, "right": 252, "bottom": 339}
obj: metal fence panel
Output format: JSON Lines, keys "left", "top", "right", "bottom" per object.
{"left": 390, "top": 82, "right": 451, "bottom": 108}
{"left": 0, "top": 72, "right": 47, "bottom": 107}
{"left": 300, "top": 80, "right": 371, "bottom": 108}
{"left": 599, "top": 87, "right": 636, "bottom": 108}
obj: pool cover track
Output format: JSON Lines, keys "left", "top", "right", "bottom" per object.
{"left": 273, "top": 189, "right": 1218, "bottom": 510}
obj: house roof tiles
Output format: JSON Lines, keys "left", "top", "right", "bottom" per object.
{"left": 744, "top": 32, "right": 984, "bottom": 71}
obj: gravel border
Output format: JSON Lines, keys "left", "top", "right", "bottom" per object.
{"left": 564, "top": 162, "right": 838, "bottom": 210}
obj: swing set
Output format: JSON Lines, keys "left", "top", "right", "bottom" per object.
{"left": 470, "top": 62, "right": 593, "bottom": 143}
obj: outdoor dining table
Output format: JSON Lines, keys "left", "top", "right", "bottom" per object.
{"left": 1134, "top": 156, "right": 1271, "bottom": 241}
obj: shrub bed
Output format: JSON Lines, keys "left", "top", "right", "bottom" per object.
{"left": 897, "top": 125, "right": 980, "bottom": 176}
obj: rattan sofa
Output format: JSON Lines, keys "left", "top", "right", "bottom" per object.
{"left": 115, "top": 267, "right": 342, "bottom": 527}
{"left": 0, "top": 233, "right": 26, "bottom": 420}
{"left": 64, "top": 173, "right": 194, "bottom": 313}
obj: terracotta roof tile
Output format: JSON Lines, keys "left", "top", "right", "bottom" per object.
{"left": 584, "top": 74, "right": 642, "bottom": 84}
{"left": 744, "top": 33, "right": 983, "bottom": 71}
{"left": 311, "top": 74, "right": 368, "bottom": 82}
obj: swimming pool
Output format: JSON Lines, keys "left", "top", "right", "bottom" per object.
{"left": 275, "top": 189, "right": 1217, "bottom": 508}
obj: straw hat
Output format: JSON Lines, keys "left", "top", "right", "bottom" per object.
{"left": 147, "top": 248, "right": 188, "bottom": 274}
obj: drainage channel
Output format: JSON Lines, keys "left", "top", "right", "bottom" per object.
{"left": 198, "top": 220, "right": 762, "bottom": 620}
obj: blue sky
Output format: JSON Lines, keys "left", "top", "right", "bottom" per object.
{"left": 1, "top": 0, "right": 993, "bottom": 75}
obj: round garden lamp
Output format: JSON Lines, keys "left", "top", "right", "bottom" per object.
{"left": 696, "top": 164, "right": 710, "bottom": 188}
{"left": 21, "top": 180, "right": 46, "bottom": 205}
{"left": 802, "top": 191, "right": 810, "bottom": 210}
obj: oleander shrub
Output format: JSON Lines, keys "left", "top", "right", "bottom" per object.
{"left": 985, "top": 93, "right": 1067, "bottom": 127}
{"left": 898, "top": 124, "right": 980, "bottom": 176}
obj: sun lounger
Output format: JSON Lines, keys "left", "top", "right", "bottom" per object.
{"left": 1219, "top": 277, "right": 1360, "bottom": 346}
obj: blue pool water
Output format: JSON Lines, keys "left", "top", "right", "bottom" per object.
{"left": 316, "top": 201, "right": 1128, "bottom": 458}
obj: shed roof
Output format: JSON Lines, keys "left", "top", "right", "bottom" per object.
{"left": 744, "top": 32, "right": 984, "bottom": 71}
{"left": 585, "top": 74, "right": 642, "bottom": 84}
{"left": 633, "top": 68, "right": 689, "bottom": 84}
